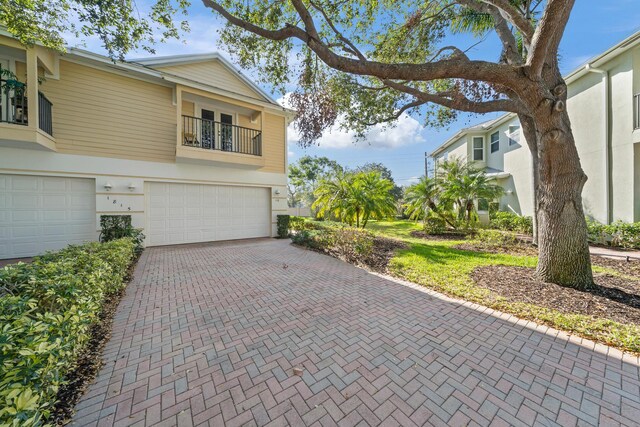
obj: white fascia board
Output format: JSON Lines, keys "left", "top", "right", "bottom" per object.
{"left": 565, "top": 30, "right": 640, "bottom": 83}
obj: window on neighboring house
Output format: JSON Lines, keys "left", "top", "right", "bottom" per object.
{"left": 490, "top": 131, "right": 500, "bottom": 153}
{"left": 472, "top": 137, "right": 484, "bottom": 161}
{"left": 508, "top": 124, "right": 521, "bottom": 145}
{"left": 443, "top": 152, "right": 449, "bottom": 161}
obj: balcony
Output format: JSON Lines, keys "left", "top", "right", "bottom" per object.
{"left": 181, "top": 115, "right": 261, "bottom": 155}
{"left": 1, "top": 77, "right": 53, "bottom": 137}
{"left": 177, "top": 115, "right": 264, "bottom": 167}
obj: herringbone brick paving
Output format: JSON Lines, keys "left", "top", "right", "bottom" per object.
{"left": 72, "top": 239, "right": 640, "bottom": 426}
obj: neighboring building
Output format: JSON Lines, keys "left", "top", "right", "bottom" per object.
{"left": 432, "top": 30, "right": 640, "bottom": 224}
{"left": 0, "top": 31, "right": 293, "bottom": 259}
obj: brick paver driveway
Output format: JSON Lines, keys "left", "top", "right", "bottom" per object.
{"left": 73, "top": 239, "right": 640, "bottom": 427}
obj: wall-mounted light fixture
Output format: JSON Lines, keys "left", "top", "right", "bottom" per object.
{"left": 274, "top": 189, "right": 281, "bottom": 195}
{"left": 128, "top": 183, "right": 136, "bottom": 192}
{"left": 104, "top": 182, "right": 113, "bottom": 191}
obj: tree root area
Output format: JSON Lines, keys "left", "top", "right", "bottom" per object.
{"left": 472, "top": 264, "right": 640, "bottom": 325}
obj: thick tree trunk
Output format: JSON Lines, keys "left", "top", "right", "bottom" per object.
{"left": 525, "top": 95, "right": 594, "bottom": 289}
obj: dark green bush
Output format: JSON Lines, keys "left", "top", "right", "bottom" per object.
{"left": 99, "top": 215, "right": 144, "bottom": 253}
{"left": 587, "top": 219, "right": 640, "bottom": 249}
{"left": 291, "top": 224, "right": 404, "bottom": 271}
{"left": 276, "top": 215, "right": 290, "bottom": 238}
{"left": 0, "top": 239, "right": 136, "bottom": 426}
{"left": 288, "top": 216, "right": 306, "bottom": 232}
{"left": 489, "top": 211, "right": 533, "bottom": 235}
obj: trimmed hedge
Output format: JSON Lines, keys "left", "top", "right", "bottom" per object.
{"left": 489, "top": 211, "right": 533, "bottom": 235}
{"left": 587, "top": 219, "right": 640, "bottom": 249}
{"left": 0, "top": 239, "right": 137, "bottom": 426}
{"left": 276, "top": 215, "right": 290, "bottom": 238}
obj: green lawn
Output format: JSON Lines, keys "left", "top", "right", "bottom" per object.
{"left": 365, "top": 220, "right": 640, "bottom": 354}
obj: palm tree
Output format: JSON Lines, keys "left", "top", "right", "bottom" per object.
{"left": 313, "top": 171, "right": 353, "bottom": 224}
{"left": 439, "top": 158, "right": 504, "bottom": 224}
{"left": 313, "top": 171, "right": 396, "bottom": 228}
{"left": 403, "top": 176, "right": 455, "bottom": 228}
{"left": 358, "top": 171, "right": 396, "bottom": 228}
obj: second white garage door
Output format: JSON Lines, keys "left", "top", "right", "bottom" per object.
{"left": 147, "top": 182, "right": 271, "bottom": 246}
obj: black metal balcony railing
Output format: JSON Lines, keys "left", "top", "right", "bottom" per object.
{"left": 38, "top": 91, "right": 53, "bottom": 136}
{"left": 182, "top": 115, "right": 262, "bottom": 156}
{"left": 634, "top": 93, "right": 640, "bottom": 130}
{"left": 0, "top": 76, "right": 53, "bottom": 136}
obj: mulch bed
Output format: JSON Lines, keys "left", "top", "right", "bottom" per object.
{"left": 362, "top": 236, "right": 408, "bottom": 272}
{"left": 410, "top": 230, "right": 471, "bottom": 241}
{"left": 472, "top": 263, "right": 640, "bottom": 325}
{"left": 49, "top": 255, "right": 140, "bottom": 426}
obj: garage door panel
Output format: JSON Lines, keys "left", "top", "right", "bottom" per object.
{"left": 147, "top": 182, "right": 270, "bottom": 246}
{"left": 11, "top": 176, "right": 39, "bottom": 191}
{"left": 0, "top": 175, "right": 96, "bottom": 259}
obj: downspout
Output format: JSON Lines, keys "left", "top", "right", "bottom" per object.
{"left": 585, "top": 64, "right": 611, "bottom": 224}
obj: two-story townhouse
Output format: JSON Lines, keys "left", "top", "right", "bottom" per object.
{"left": 432, "top": 30, "right": 640, "bottom": 224}
{"left": 0, "top": 31, "right": 293, "bottom": 260}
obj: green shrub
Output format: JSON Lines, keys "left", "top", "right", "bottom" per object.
{"left": 99, "top": 215, "right": 144, "bottom": 254}
{"left": 0, "top": 239, "right": 136, "bottom": 426}
{"left": 276, "top": 215, "right": 290, "bottom": 238}
{"left": 587, "top": 219, "right": 640, "bottom": 249}
{"left": 288, "top": 216, "right": 307, "bottom": 232}
{"left": 423, "top": 217, "right": 447, "bottom": 235}
{"left": 474, "top": 229, "right": 520, "bottom": 247}
{"left": 490, "top": 211, "right": 533, "bottom": 235}
{"left": 290, "top": 224, "right": 402, "bottom": 270}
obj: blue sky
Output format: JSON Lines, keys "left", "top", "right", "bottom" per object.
{"left": 73, "top": 1, "right": 640, "bottom": 186}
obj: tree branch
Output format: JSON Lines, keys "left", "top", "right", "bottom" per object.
{"left": 458, "top": 0, "right": 522, "bottom": 64}
{"left": 203, "top": 0, "right": 521, "bottom": 87}
{"left": 527, "top": 0, "right": 575, "bottom": 78}
{"left": 382, "top": 80, "right": 524, "bottom": 114}
{"left": 308, "top": 0, "right": 366, "bottom": 60}
{"left": 362, "top": 99, "right": 426, "bottom": 125}
{"left": 481, "top": 0, "right": 535, "bottom": 43}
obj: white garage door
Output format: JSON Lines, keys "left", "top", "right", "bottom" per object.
{"left": 0, "top": 174, "right": 96, "bottom": 259}
{"left": 147, "top": 182, "right": 271, "bottom": 246}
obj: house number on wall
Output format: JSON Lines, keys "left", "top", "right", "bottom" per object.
{"left": 106, "top": 195, "right": 132, "bottom": 211}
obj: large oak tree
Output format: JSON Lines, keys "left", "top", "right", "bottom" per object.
{"left": 1, "top": 0, "right": 594, "bottom": 288}
{"left": 204, "top": 0, "right": 593, "bottom": 289}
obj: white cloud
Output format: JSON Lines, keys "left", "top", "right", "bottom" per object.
{"left": 286, "top": 113, "right": 426, "bottom": 150}
{"left": 288, "top": 150, "right": 295, "bottom": 158}
{"left": 279, "top": 93, "right": 426, "bottom": 150}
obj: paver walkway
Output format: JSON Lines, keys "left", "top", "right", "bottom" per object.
{"left": 72, "top": 239, "right": 640, "bottom": 427}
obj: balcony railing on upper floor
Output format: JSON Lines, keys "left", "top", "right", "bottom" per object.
{"left": 634, "top": 93, "right": 640, "bottom": 130}
{"left": 182, "top": 115, "right": 262, "bottom": 156}
{"left": 1, "top": 76, "right": 53, "bottom": 136}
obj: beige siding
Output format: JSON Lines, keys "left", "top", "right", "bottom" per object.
{"left": 237, "top": 113, "right": 260, "bottom": 131}
{"left": 262, "top": 113, "right": 285, "bottom": 173}
{"left": 157, "top": 61, "right": 265, "bottom": 100}
{"left": 182, "top": 100, "right": 194, "bottom": 116}
{"left": 41, "top": 60, "right": 177, "bottom": 162}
